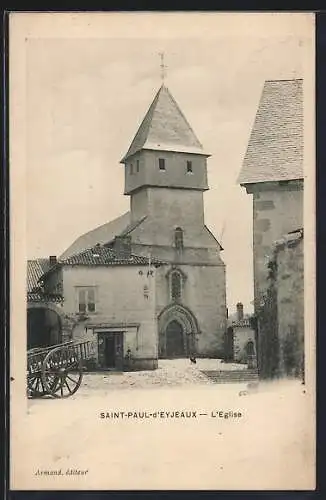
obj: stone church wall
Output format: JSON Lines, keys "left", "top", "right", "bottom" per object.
{"left": 125, "top": 150, "right": 208, "bottom": 196}
{"left": 130, "top": 187, "right": 207, "bottom": 248}
{"left": 154, "top": 263, "right": 227, "bottom": 357}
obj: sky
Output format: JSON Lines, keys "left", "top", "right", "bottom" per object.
{"left": 23, "top": 13, "right": 310, "bottom": 314}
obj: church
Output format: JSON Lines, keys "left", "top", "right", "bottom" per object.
{"left": 27, "top": 83, "right": 227, "bottom": 370}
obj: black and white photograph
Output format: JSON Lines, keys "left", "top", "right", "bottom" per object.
{"left": 10, "top": 11, "right": 315, "bottom": 490}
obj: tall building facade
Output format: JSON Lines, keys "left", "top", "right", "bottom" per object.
{"left": 238, "top": 79, "right": 304, "bottom": 377}
{"left": 60, "top": 84, "right": 227, "bottom": 360}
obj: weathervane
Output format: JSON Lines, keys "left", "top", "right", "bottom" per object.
{"left": 159, "top": 52, "right": 167, "bottom": 83}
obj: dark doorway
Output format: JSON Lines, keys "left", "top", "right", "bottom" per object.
{"left": 105, "top": 336, "right": 116, "bottom": 368}
{"left": 246, "top": 340, "right": 255, "bottom": 356}
{"left": 98, "top": 332, "right": 124, "bottom": 370}
{"left": 27, "top": 308, "right": 61, "bottom": 349}
{"left": 224, "top": 327, "right": 234, "bottom": 362}
{"left": 166, "top": 320, "right": 185, "bottom": 358}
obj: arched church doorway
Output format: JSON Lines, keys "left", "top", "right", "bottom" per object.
{"left": 158, "top": 304, "right": 199, "bottom": 359}
{"left": 166, "top": 320, "right": 185, "bottom": 358}
{"left": 27, "top": 307, "right": 62, "bottom": 349}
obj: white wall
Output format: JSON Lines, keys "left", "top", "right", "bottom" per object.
{"left": 62, "top": 265, "right": 158, "bottom": 363}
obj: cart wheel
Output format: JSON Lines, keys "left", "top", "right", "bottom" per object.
{"left": 27, "top": 374, "right": 48, "bottom": 398}
{"left": 41, "top": 345, "right": 83, "bottom": 398}
{"left": 27, "top": 358, "right": 49, "bottom": 398}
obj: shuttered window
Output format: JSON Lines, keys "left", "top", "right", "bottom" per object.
{"left": 77, "top": 287, "right": 96, "bottom": 313}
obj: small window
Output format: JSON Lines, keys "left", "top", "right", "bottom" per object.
{"left": 171, "top": 272, "right": 182, "bottom": 301}
{"left": 174, "top": 227, "right": 184, "bottom": 250}
{"left": 159, "top": 158, "right": 166, "bottom": 171}
{"left": 136, "top": 160, "right": 140, "bottom": 172}
{"left": 77, "top": 287, "right": 96, "bottom": 314}
{"left": 78, "top": 289, "right": 86, "bottom": 313}
{"left": 187, "top": 161, "right": 193, "bottom": 173}
{"left": 130, "top": 163, "right": 133, "bottom": 175}
{"left": 87, "top": 288, "right": 96, "bottom": 312}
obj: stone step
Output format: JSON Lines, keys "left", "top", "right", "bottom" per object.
{"left": 201, "top": 370, "right": 259, "bottom": 384}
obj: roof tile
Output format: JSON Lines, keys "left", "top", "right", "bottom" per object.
{"left": 60, "top": 211, "right": 131, "bottom": 260}
{"left": 121, "top": 85, "right": 208, "bottom": 162}
{"left": 27, "top": 246, "right": 164, "bottom": 299}
{"left": 27, "top": 292, "right": 64, "bottom": 303}
{"left": 27, "top": 259, "right": 52, "bottom": 292}
{"left": 238, "top": 79, "right": 303, "bottom": 185}
{"left": 60, "top": 245, "right": 163, "bottom": 267}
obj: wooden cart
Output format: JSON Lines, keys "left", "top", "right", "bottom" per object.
{"left": 27, "top": 340, "right": 91, "bottom": 398}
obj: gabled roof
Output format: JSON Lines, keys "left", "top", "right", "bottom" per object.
{"left": 204, "top": 225, "right": 223, "bottom": 251}
{"left": 60, "top": 211, "right": 132, "bottom": 260}
{"left": 118, "top": 215, "right": 147, "bottom": 238}
{"left": 27, "top": 245, "right": 163, "bottom": 298}
{"left": 27, "top": 259, "right": 52, "bottom": 292}
{"left": 121, "top": 84, "right": 208, "bottom": 162}
{"left": 60, "top": 245, "right": 163, "bottom": 267}
{"left": 238, "top": 79, "right": 303, "bottom": 185}
{"left": 27, "top": 259, "right": 63, "bottom": 303}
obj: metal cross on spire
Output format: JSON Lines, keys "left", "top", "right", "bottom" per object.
{"left": 159, "top": 52, "right": 167, "bottom": 83}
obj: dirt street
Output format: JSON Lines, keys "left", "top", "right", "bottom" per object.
{"left": 11, "top": 359, "right": 314, "bottom": 491}
{"left": 72, "top": 358, "right": 247, "bottom": 394}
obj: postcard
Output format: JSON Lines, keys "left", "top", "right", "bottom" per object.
{"left": 9, "top": 11, "right": 316, "bottom": 490}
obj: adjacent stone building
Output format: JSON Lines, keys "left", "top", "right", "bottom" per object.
{"left": 27, "top": 84, "right": 227, "bottom": 368}
{"left": 266, "top": 229, "right": 304, "bottom": 378}
{"left": 28, "top": 242, "right": 162, "bottom": 370}
{"left": 238, "top": 79, "right": 304, "bottom": 379}
{"left": 224, "top": 303, "right": 257, "bottom": 364}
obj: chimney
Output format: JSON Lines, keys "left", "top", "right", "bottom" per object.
{"left": 236, "top": 302, "right": 244, "bottom": 321}
{"left": 113, "top": 236, "right": 131, "bottom": 258}
{"left": 49, "top": 255, "right": 57, "bottom": 266}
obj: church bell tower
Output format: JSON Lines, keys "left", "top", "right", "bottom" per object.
{"left": 119, "top": 69, "right": 226, "bottom": 359}
{"left": 120, "top": 84, "right": 211, "bottom": 242}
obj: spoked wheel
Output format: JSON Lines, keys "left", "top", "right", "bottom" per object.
{"left": 27, "top": 358, "right": 48, "bottom": 397}
{"left": 27, "top": 373, "right": 48, "bottom": 398}
{"left": 41, "top": 345, "right": 83, "bottom": 398}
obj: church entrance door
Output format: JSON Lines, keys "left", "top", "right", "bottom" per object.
{"left": 158, "top": 304, "right": 199, "bottom": 359}
{"left": 166, "top": 320, "right": 185, "bottom": 358}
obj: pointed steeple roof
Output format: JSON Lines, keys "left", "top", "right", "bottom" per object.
{"left": 121, "top": 85, "right": 208, "bottom": 162}
{"left": 238, "top": 79, "right": 303, "bottom": 185}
